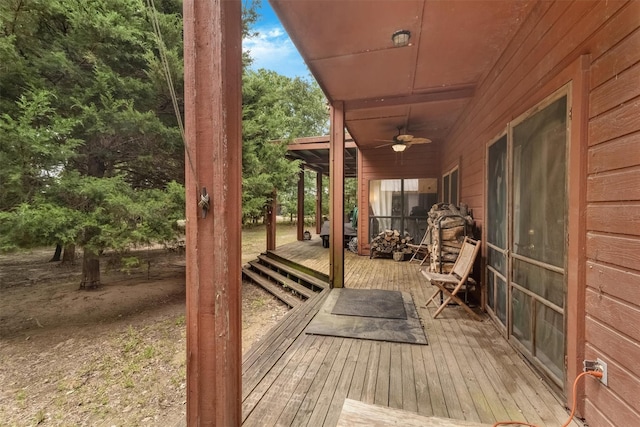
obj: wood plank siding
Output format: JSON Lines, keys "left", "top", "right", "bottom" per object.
{"left": 241, "top": 240, "right": 580, "bottom": 427}
{"left": 421, "top": 1, "right": 640, "bottom": 425}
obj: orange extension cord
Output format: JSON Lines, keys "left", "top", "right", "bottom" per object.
{"left": 492, "top": 370, "right": 604, "bottom": 427}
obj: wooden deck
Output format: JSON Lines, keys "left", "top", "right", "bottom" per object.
{"left": 242, "top": 238, "right": 579, "bottom": 427}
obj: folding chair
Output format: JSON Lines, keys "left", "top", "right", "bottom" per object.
{"left": 422, "top": 237, "right": 482, "bottom": 320}
{"left": 407, "top": 224, "right": 432, "bottom": 266}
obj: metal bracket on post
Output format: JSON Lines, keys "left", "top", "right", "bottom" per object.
{"left": 198, "top": 187, "right": 210, "bottom": 218}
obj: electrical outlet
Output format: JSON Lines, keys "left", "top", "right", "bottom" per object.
{"left": 597, "top": 358, "right": 608, "bottom": 386}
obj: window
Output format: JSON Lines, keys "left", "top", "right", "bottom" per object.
{"left": 442, "top": 166, "right": 459, "bottom": 205}
{"left": 368, "top": 178, "right": 437, "bottom": 243}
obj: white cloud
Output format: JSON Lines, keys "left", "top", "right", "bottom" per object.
{"left": 243, "top": 25, "right": 310, "bottom": 79}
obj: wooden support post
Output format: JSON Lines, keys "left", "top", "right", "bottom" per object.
{"left": 329, "top": 102, "right": 345, "bottom": 288}
{"left": 266, "top": 190, "right": 277, "bottom": 251}
{"left": 316, "top": 171, "right": 323, "bottom": 235}
{"left": 297, "top": 167, "right": 305, "bottom": 241}
{"left": 183, "top": 0, "right": 242, "bottom": 425}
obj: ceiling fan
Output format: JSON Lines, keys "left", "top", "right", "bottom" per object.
{"left": 375, "top": 127, "right": 432, "bottom": 152}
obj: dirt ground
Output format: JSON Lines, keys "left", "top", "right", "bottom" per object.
{"left": 0, "top": 225, "right": 298, "bottom": 426}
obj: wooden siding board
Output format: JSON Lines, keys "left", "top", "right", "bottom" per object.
{"left": 588, "top": 97, "right": 640, "bottom": 147}
{"left": 586, "top": 202, "right": 640, "bottom": 236}
{"left": 586, "top": 260, "right": 640, "bottom": 307}
{"left": 588, "top": 133, "right": 640, "bottom": 173}
{"left": 586, "top": 232, "right": 640, "bottom": 270}
{"left": 587, "top": 166, "right": 640, "bottom": 202}
{"left": 584, "top": 377, "right": 640, "bottom": 426}
{"left": 590, "top": 61, "right": 640, "bottom": 118}
{"left": 585, "top": 317, "right": 640, "bottom": 379}
{"left": 586, "top": 288, "right": 640, "bottom": 343}
{"left": 591, "top": 24, "right": 640, "bottom": 88}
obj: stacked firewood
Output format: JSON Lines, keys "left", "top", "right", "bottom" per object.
{"left": 427, "top": 203, "right": 474, "bottom": 273}
{"left": 370, "top": 229, "right": 413, "bottom": 258}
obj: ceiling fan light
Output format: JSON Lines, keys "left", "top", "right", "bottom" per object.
{"left": 392, "top": 143, "right": 407, "bottom": 152}
{"left": 392, "top": 30, "right": 411, "bottom": 47}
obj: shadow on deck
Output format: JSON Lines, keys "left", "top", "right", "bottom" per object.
{"left": 242, "top": 237, "right": 577, "bottom": 426}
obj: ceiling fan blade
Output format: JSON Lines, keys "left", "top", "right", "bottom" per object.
{"left": 374, "top": 139, "right": 396, "bottom": 143}
{"left": 409, "top": 137, "right": 432, "bottom": 144}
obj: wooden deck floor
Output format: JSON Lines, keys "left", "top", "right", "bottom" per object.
{"left": 242, "top": 238, "right": 579, "bottom": 427}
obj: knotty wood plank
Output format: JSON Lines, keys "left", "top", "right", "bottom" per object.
{"left": 413, "top": 281, "right": 462, "bottom": 419}
{"left": 388, "top": 344, "right": 404, "bottom": 410}
{"left": 336, "top": 399, "right": 493, "bottom": 427}
{"left": 323, "top": 339, "right": 363, "bottom": 427}
{"left": 361, "top": 341, "right": 381, "bottom": 404}
{"left": 428, "top": 308, "right": 480, "bottom": 422}
{"left": 242, "top": 332, "right": 316, "bottom": 422}
{"left": 374, "top": 342, "right": 391, "bottom": 407}
{"left": 346, "top": 340, "right": 372, "bottom": 402}
{"left": 401, "top": 344, "right": 418, "bottom": 413}
{"left": 454, "top": 319, "right": 541, "bottom": 424}
{"left": 439, "top": 320, "right": 493, "bottom": 423}
{"left": 242, "top": 334, "right": 320, "bottom": 425}
{"left": 243, "top": 292, "right": 328, "bottom": 398}
{"left": 242, "top": 289, "right": 326, "bottom": 370}
{"left": 293, "top": 338, "right": 352, "bottom": 426}
{"left": 274, "top": 337, "right": 335, "bottom": 426}
{"left": 411, "top": 344, "right": 434, "bottom": 417}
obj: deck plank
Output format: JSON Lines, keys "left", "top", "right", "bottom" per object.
{"left": 241, "top": 241, "right": 582, "bottom": 427}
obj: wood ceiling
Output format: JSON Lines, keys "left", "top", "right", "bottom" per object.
{"left": 270, "top": 0, "right": 535, "bottom": 150}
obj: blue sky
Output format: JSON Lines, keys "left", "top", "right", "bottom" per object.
{"left": 242, "top": 0, "right": 311, "bottom": 79}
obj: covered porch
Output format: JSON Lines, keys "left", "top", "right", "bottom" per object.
{"left": 241, "top": 239, "right": 578, "bottom": 426}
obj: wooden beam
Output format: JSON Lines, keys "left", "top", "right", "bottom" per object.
{"left": 329, "top": 102, "right": 345, "bottom": 288}
{"left": 183, "top": 0, "right": 242, "bottom": 425}
{"left": 316, "top": 171, "right": 323, "bottom": 235}
{"left": 297, "top": 168, "right": 305, "bottom": 241}
{"left": 344, "top": 84, "right": 475, "bottom": 111}
{"left": 266, "top": 190, "right": 276, "bottom": 251}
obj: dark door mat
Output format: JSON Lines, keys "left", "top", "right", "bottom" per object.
{"left": 331, "top": 289, "right": 407, "bottom": 319}
{"left": 305, "top": 289, "right": 427, "bottom": 345}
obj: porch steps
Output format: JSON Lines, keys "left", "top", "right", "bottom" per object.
{"left": 242, "top": 252, "right": 328, "bottom": 307}
{"left": 241, "top": 268, "right": 303, "bottom": 309}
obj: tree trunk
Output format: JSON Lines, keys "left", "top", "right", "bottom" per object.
{"left": 62, "top": 244, "right": 76, "bottom": 264}
{"left": 80, "top": 248, "right": 101, "bottom": 289}
{"left": 49, "top": 244, "right": 62, "bottom": 262}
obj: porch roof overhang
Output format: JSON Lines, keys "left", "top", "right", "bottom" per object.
{"left": 269, "top": 0, "right": 535, "bottom": 150}
{"left": 286, "top": 135, "right": 358, "bottom": 177}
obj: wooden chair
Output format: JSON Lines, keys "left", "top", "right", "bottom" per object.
{"left": 407, "top": 225, "right": 431, "bottom": 266}
{"left": 422, "top": 237, "right": 482, "bottom": 321}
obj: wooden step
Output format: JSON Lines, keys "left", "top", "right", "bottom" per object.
{"left": 248, "top": 261, "right": 314, "bottom": 299}
{"left": 241, "top": 268, "right": 301, "bottom": 309}
{"left": 258, "top": 254, "right": 328, "bottom": 292}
